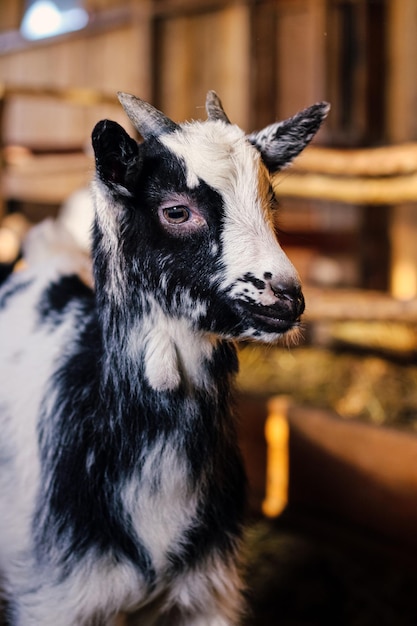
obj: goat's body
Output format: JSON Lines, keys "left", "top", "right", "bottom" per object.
{"left": 0, "top": 92, "right": 328, "bottom": 624}
{"left": 0, "top": 254, "right": 245, "bottom": 625}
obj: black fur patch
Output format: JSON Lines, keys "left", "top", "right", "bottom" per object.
{"left": 35, "top": 306, "right": 155, "bottom": 582}
{"left": 241, "top": 273, "right": 266, "bottom": 291}
{"left": 37, "top": 275, "right": 93, "bottom": 327}
{"left": 0, "top": 277, "right": 33, "bottom": 311}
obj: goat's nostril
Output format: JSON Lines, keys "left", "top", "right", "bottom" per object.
{"left": 270, "top": 282, "right": 305, "bottom": 317}
{"left": 270, "top": 281, "right": 299, "bottom": 299}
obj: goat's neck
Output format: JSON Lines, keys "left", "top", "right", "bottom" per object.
{"left": 97, "top": 288, "right": 234, "bottom": 395}
{"left": 130, "top": 301, "right": 221, "bottom": 393}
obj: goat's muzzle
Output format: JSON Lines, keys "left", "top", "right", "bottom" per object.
{"left": 238, "top": 282, "right": 305, "bottom": 334}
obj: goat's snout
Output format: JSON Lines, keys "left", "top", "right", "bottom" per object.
{"left": 270, "top": 280, "right": 305, "bottom": 319}
{"left": 236, "top": 277, "right": 305, "bottom": 336}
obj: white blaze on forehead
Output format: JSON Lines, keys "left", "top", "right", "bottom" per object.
{"left": 161, "top": 121, "right": 300, "bottom": 289}
{"left": 161, "top": 120, "right": 251, "bottom": 193}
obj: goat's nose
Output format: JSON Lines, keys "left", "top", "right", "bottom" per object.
{"left": 270, "top": 281, "right": 305, "bottom": 318}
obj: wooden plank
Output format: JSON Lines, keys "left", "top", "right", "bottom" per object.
{"left": 0, "top": 17, "right": 150, "bottom": 147}
{"left": 390, "top": 204, "right": 417, "bottom": 300}
{"left": 153, "top": 12, "right": 195, "bottom": 122}
{"left": 303, "top": 286, "right": 417, "bottom": 322}
{"left": 3, "top": 153, "right": 93, "bottom": 204}
{"left": 152, "top": 0, "right": 232, "bottom": 16}
{"left": 385, "top": 1, "right": 417, "bottom": 300}
{"left": 249, "top": 0, "right": 278, "bottom": 130}
{"left": 293, "top": 143, "right": 417, "bottom": 176}
{"left": 0, "top": 0, "right": 22, "bottom": 32}
{"left": 154, "top": 3, "right": 250, "bottom": 128}
{"left": 0, "top": 84, "right": 117, "bottom": 105}
{"left": 325, "top": 0, "right": 367, "bottom": 145}
{"left": 275, "top": 0, "right": 326, "bottom": 120}
{"left": 274, "top": 170, "right": 417, "bottom": 205}
{"left": 386, "top": 0, "right": 417, "bottom": 143}
{"left": 287, "top": 405, "right": 417, "bottom": 552}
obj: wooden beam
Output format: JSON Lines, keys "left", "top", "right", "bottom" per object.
{"left": 303, "top": 286, "right": 417, "bottom": 322}
{"left": 293, "top": 143, "right": 417, "bottom": 176}
{"left": 274, "top": 171, "right": 417, "bottom": 205}
{"left": 0, "top": 84, "right": 117, "bottom": 107}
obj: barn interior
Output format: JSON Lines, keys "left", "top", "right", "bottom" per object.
{"left": 1, "top": 1, "right": 417, "bottom": 624}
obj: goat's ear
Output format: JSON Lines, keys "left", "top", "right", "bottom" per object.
{"left": 92, "top": 120, "right": 141, "bottom": 193}
{"left": 247, "top": 102, "right": 330, "bottom": 173}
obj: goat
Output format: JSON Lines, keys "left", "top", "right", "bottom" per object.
{"left": 0, "top": 91, "right": 328, "bottom": 625}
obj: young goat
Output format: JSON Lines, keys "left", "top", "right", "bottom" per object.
{"left": 0, "top": 92, "right": 328, "bottom": 625}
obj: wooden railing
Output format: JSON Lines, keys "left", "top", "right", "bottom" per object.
{"left": 273, "top": 143, "right": 417, "bottom": 301}
{"left": 274, "top": 143, "right": 417, "bottom": 205}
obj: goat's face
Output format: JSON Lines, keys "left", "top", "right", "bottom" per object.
{"left": 92, "top": 92, "right": 329, "bottom": 343}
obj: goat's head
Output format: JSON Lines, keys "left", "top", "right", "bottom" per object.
{"left": 91, "top": 92, "right": 329, "bottom": 343}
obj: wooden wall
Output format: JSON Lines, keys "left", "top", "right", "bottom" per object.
{"left": 2, "top": 0, "right": 417, "bottom": 145}
{"left": 1, "top": 0, "right": 417, "bottom": 292}
{"left": 0, "top": 7, "right": 151, "bottom": 147}
{"left": 0, "top": 0, "right": 331, "bottom": 146}
{"left": 386, "top": 0, "right": 417, "bottom": 297}
{"left": 0, "top": 0, "right": 23, "bottom": 33}
{"left": 153, "top": 2, "right": 250, "bottom": 129}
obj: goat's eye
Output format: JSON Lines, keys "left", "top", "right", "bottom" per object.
{"left": 158, "top": 199, "right": 206, "bottom": 236}
{"left": 162, "top": 206, "right": 190, "bottom": 224}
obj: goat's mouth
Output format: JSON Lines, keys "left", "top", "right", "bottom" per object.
{"left": 236, "top": 301, "right": 301, "bottom": 334}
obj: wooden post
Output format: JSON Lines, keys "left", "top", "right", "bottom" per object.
{"left": 263, "top": 396, "right": 291, "bottom": 518}
{"left": 386, "top": 0, "right": 417, "bottom": 299}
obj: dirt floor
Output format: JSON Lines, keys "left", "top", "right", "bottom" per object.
{"left": 243, "top": 511, "right": 417, "bottom": 626}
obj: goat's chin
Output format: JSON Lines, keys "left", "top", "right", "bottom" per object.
{"left": 262, "top": 324, "right": 303, "bottom": 346}
{"left": 238, "top": 320, "right": 303, "bottom": 346}
{"left": 278, "top": 323, "right": 304, "bottom": 347}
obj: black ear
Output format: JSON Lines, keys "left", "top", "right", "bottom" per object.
{"left": 92, "top": 120, "right": 141, "bottom": 193}
{"left": 247, "top": 102, "right": 330, "bottom": 173}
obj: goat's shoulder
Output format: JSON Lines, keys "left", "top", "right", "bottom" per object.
{"left": 0, "top": 257, "right": 97, "bottom": 424}
{"left": 0, "top": 252, "right": 94, "bottom": 325}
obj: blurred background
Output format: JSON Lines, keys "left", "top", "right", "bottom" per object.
{"left": 1, "top": 0, "right": 417, "bottom": 294}
{"left": 2, "top": 1, "right": 417, "bottom": 624}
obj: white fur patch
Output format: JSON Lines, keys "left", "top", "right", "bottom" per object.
{"left": 161, "top": 121, "right": 248, "bottom": 196}
{"left": 127, "top": 295, "right": 215, "bottom": 392}
{"left": 0, "top": 263, "right": 92, "bottom": 577}
{"left": 91, "top": 179, "right": 127, "bottom": 303}
{"left": 123, "top": 440, "right": 198, "bottom": 573}
{"left": 11, "top": 552, "right": 146, "bottom": 625}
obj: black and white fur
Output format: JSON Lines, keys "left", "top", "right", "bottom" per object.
{"left": 0, "top": 91, "right": 329, "bottom": 625}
